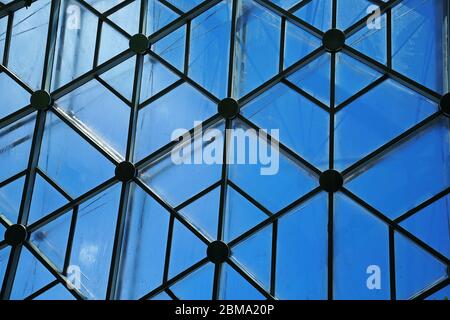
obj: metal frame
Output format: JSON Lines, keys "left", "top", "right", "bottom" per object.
{"left": 0, "top": 0, "right": 448, "bottom": 300}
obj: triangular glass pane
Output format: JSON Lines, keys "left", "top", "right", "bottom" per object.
{"left": 170, "top": 263, "right": 215, "bottom": 300}
{"left": 0, "top": 16, "right": 7, "bottom": 63}
{"left": 8, "top": 0, "right": 51, "bottom": 89}
{"left": 395, "top": 232, "right": 448, "bottom": 300}
{"left": 39, "top": 112, "right": 116, "bottom": 198}
{"left": 275, "top": 193, "right": 328, "bottom": 300}
{"left": 179, "top": 186, "right": 220, "bottom": 241}
{"left": 335, "top": 53, "right": 382, "bottom": 106}
{"left": 140, "top": 54, "right": 179, "bottom": 103}
{"left": 242, "top": 82, "right": 329, "bottom": 170}
{"left": 392, "top": 0, "right": 446, "bottom": 93}
{"left": 400, "top": 195, "right": 450, "bottom": 259}
{"left": 100, "top": 57, "right": 136, "bottom": 102}
{"left": 0, "top": 247, "right": 11, "bottom": 286}
{"left": 98, "top": 22, "right": 129, "bottom": 65}
{"left": 11, "top": 248, "right": 55, "bottom": 300}
{"left": 108, "top": 0, "right": 141, "bottom": 35}
{"left": 337, "top": 0, "right": 373, "bottom": 30}
{"left": 55, "top": 79, "right": 131, "bottom": 158}
{"left": 288, "top": 53, "right": 331, "bottom": 106}
{"left": 229, "top": 119, "right": 319, "bottom": 212}
{"left": 0, "top": 113, "right": 36, "bottom": 183}
{"left": 116, "top": 183, "right": 170, "bottom": 300}
{"left": 140, "top": 128, "right": 223, "bottom": 207}
{"left": 348, "top": 12, "right": 387, "bottom": 64}
{"left": 0, "top": 72, "right": 30, "bottom": 119}
{"left": 335, "top": 79, "right": 438, "bottom": 171}
{"left": 152, "top": 25, "right": 186, "bottom": 71}
{"left": 232, "top": 225, "right": 272, "bottom": 291}
{"left": 67, "top": 183, "right": 121, "bottom": 300}
{"left": 135, "top": 82, "right": 217, "bottom": 162}
{"left": 346, "top": 116, "right": 450, "bottom": 219}
{"left": 166, "top": 0, "right": 205, "bottom": 12}
{"left": 169, "top": 218, "right": 207, "bottom": 278}
{"left": 224, "top": 186, "right": 268, "bottom": 242}
{"left": 219, "top": 263, "right": 265, "bottom": 300}
{"left": 30, "top": 211, "right": 72, "bottom": 271}
{"left": 83, "top": 0, "right": 124, "bottom": 13}
{"left": 233, "top": 0, "right": 281, "bottom": 98}
{"left": 284, "top": 21, "right": 321, "bottom": 69}
{"left": 334, "top": 193, "right": 390, "bottom": 300}
{"left": 294, "top": 0, "right": 332, "bottom": 32}
{"left": 28, "top": 173, "right": 68, "bottom": 224}
{"left": 0, "top": 176, "right": 25, "bottom": 224}
{"left": 51, "top": 0, "right": 98, "bottom": 90}
{"left": 270, "top": 0, "right": 299, "bottom": 10}
{"left": 189, "top": 1, "right": 232, "bottom": 99}
{"left": 146, "top": 0, "right": 179, "bottom": 35}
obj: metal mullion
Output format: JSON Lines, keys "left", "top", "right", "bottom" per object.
{"left": 2, "top": 12, "right": 13, "bottom": 66}
{"left": 341, "top": 188, "right": 450, "bottom": 265}
{"left": 226, "top": 0, "right": 238, "bottom": 98}
{"left": 0, "top": 106, "right": 35, "bottom": 130}
{"left": 386, "top": 8, "right": 392, "bottom": 69}
{"left": 270, "top": 219, "right": 278, "bottom": 296}
{"left": 63, "top": 205, "right": 78, "bottom": 273}
{"left": 229, "top": 187, "right": 322, "bottom": 248}
{"left": 183, "top": 20, "right": 191, "bottom": 75}
{"left": 162, "top": 214, "right": 175, "bottom": 283}
{"left": 28, "top": 177, "right": 117, "bottom": 233}
{"left": 342, "top": 112, "right": 441, "bottom": 177}
{"left": 141, "top": 258, "right": 209, "bottom": 300}
{"left": 278, "top": 17, "right": 286, "bottom": 73}
{"left": 389, "top": 227, "right": 396, "bottom": 300}
{"left": 395, "top": 188, "right": 450, "bottom": 224}
{"left": 92, "top": 19, "right": 103, "bottom": 68}
{"left": 105, "top": 0, "right": 148, "bottom": 300}
{"left": 238, "top": 115, "right": 322, "bottom": 176}
{"left": 165, "top": 288, "right": 179, "bottom": 300}
{"left": 329, "top": 52, "right": 336, "bottom": 169}
{"left": 103, "top": 0, "right": 135, "bottom": 17}
{"left": 255, "top": 0, "right": 323, "bottom": 39}
{"left": 0, "top": 246, "right": 23, "bottom": 299}
{"left": 327, "top": 192, "right": 334, "bottom": 300}
{"left": 238, "top": 46, "right": 324, "bottom": 106}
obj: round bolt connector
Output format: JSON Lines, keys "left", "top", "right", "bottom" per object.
{"left": 30, "top": 90, "right": 52, "bottom": 111}
{"left": 323, "top": 29, "right": 346, "bottom": 53}
{"left": 129, "top": 34, "right": 150, "bottom": 54}
{"left": 115, "top": 161, "right": 137, "bottom": 182}
{"left": 4, "top": 224, "right": 28, "bottom": 247}
{"left": 320, "top": 170, "right": 344, "bottom": 193}
{"left": 218, "top": 98, "right": 240, "bottom": 120}
{"left": 207, "top": 241, "right": 230, "bottom": 264}
{"left": 439, "top": 93, "right": 450, "bottom": 117}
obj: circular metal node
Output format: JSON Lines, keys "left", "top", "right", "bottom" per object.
{"left": 4, "top": 224, "right": 28, "bottom": 247}
{"left": 320, "top": 170, "right": 344, "bottom": 193}
{"left": 115, "top": 161, "right": 137, "bottom": 182}
{"left": 129, "top": 34, "right": 150, "bottom": 54}
{"left": 218, "top": 98, "right": 240, "bottom": 120}
{"left": 30, "top": 90, "right": 52, "bottom": 111}
{"left": 439, "top": 93, "right": 450, "bottom": 117}
{"left": 207, "top": 241, "right": 230, "bottom": 264}
{"left": 323, "top": 29, "right": 346, "bottom": 53}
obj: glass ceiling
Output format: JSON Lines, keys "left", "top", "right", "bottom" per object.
{"left": 0, "top": 0, "right": 449, "bottom": 300}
